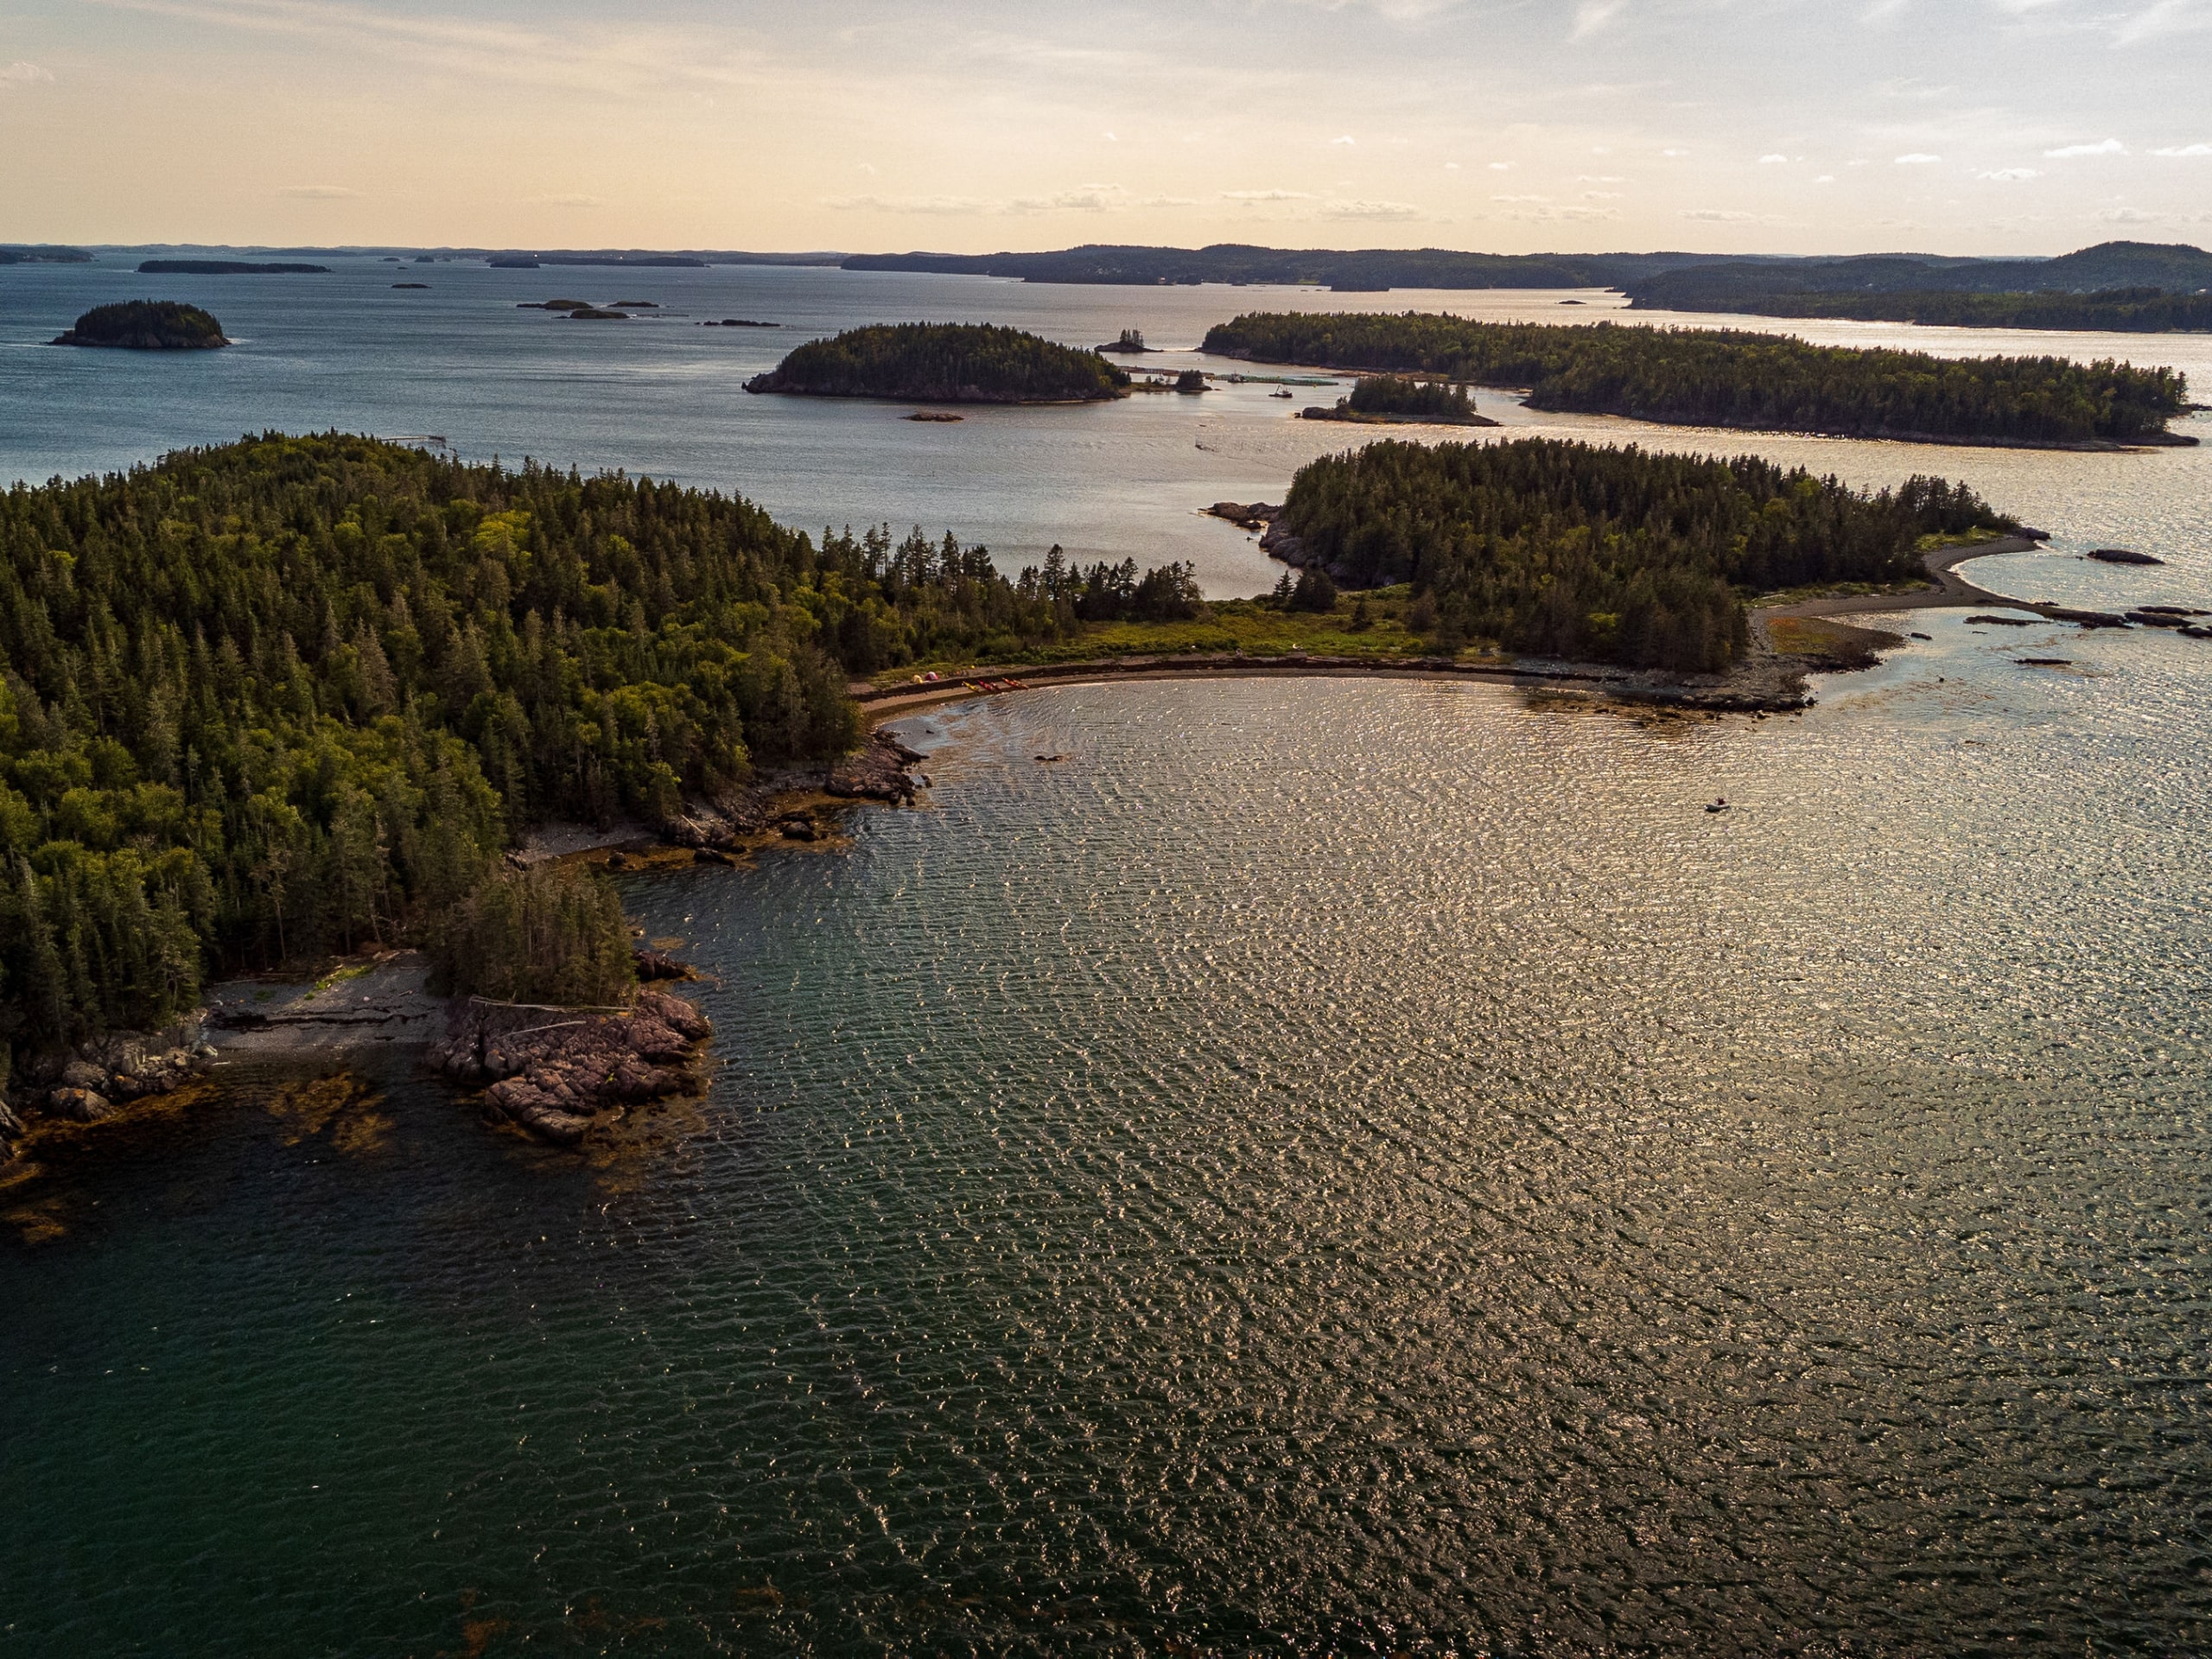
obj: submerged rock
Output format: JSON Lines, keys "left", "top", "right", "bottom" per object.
{"left": 46, "top": 1088, "right": 115, "bottom": 1122}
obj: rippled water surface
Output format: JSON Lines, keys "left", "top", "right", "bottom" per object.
{"left": 6, "top": 658, "right": 2210, "bottom": 1655}
{"left": 3, "top": 261, "right": 2211, "bottom": 1655}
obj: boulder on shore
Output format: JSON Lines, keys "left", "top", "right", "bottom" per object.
{"left": 1, "top": 1011, "right": 215, "bottom": 1155}
{"left": 429, "top": 988, "right": 714, "bottom": 1147}
{"left": 826, "top": 729, "right": 923, "bottom": 804}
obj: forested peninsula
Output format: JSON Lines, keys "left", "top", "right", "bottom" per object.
{"left": 0, "top": 434, "right": 1194, "bottom": 1113}
{"left": 1630, "top": 286, "right": 2212, "bottom": 334}
{"left": 1621, "top": 240, "right": 2212, "bottom": 331}
{"left": 745, "top": 323, "right": 1129, "bottom": 404}
{"left": 1262, "top": 437, "right": 2014, "bottom": 671}
{"left": 1204, "top": 313, "right": 2194, "bottom": 448}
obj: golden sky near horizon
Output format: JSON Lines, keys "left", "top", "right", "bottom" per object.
{"left": 2, "top": 0, "right": 2208, "bottom": 255}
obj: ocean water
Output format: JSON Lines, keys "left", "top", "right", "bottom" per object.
{"left": 3, "top": 254, "right": 2207, "bottom": 600}
{"left": 3, "top": 262, "right": 2211, "bottom": 1655}
{"left": 5, "top": 659, "right": 2210, "bottom": 1654}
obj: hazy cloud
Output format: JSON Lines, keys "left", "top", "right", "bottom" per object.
{"left": 277, "top": 182, "right": 359, "bottom": 198}
{"left": 2115, "top": 0, "right": 2212, "bottom": 45}
{"left": 1978, "top": 167, "right": 2042, "bottom": 181}
{"left": 2152, "top": 142, "right": 2212, "bottom": 155}
{"left": 1320, "top": 198, "right": 1422, "bottom": 219}
{"left": 1571, "top": 0, "right": 1625, "bottom": 40}
{"left": 1222, "top": 188, "right": 1315, "bottom": 201}
{"left": 2044, "top": 138, "right": 2127, "bottom": 156}
{"left": 824, "top": 187, "right": 1128, "bottom": 215}
{"left": 1894, "top": 152, "right": 1942, "bottom": 163}
{"left": 823, "top": 194, "right": 994, "bottom": 214}
{"left": 0, "top": 60, "right": 54, "bottom": 84}
{"left": 1683, "top": 208, "right": 1758, "bottom": 220}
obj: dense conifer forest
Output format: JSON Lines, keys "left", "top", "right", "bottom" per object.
{"left": 0, "top": 433, "right": 1096, "bottom": 1064}
{"left": 1273, "top": 437, "right": 2014, "bottom": 671}
{"left": 1204, "top": 314, "right": 2192, "bottom": 446}
{"left": 745, "top": 322, "right": 1130, "bottom": 403}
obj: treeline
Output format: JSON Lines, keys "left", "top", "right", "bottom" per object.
{"left": 745, "top": 322, "right": 1129, "bottom": 403}
{"left": 436, "top": 863, "right": 636, "bottom": 1007}
{"left": 1204, "top": 313, "right": 2193, "bottom": 446}
{"left": 0, "top": 433, "right": 1176, "bottom": 1061}
{"left": 1018, "top": 547, "right": 1203, "bottom": 623}
{"left": 1641, "top": 286, "right": 2212, "bottom": 334}
{"left": 1274, "top": 437, "right": 2013, "bottom": 671}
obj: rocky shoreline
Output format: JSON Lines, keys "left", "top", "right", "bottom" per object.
{"left": 0, "top": 728, "right": 931, "bottom": 1163}
{"left": 429, "top": 987, "right": 715, "bottom": 1147}
{"left": 1, "top": 1013, "right": 219, "bottom": 1148}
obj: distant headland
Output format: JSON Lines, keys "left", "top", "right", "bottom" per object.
{"left": 1622, "top": 240, "right": 2212, "bottom": 332}
{"left": 744, "top": 322, "right": 1131, "bottom": 404}
{"left": 836, "top": 239, "right": 2212, "bottom": 334}
{"left": 52, "top": 301, "right": 230, "bottom": 350}
{"left": 137, "top": 259, "right": 328, "bottom": 276}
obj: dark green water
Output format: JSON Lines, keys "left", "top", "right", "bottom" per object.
{"left": 5, "top": 662, "right": 2209, "bottom": 1656}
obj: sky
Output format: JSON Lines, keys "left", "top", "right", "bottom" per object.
{"left": 1, "top": 0, "right": 2208, "bottom": 257}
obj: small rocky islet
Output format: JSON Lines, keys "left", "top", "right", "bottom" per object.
{"left": 52, "top": 300, "right": 230, "bottom": 350}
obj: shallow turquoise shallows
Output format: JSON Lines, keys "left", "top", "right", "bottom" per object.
{"left": 5, "top": 653, "right": 2209, "bottom": 1655}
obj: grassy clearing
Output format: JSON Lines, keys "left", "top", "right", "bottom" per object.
{"left": 897, "top": 588, "right": 1511, "bottom": 678}
{"left": 1763, "top": 615, "right": 1903, "bottom": 664}
{"left": 312, "top": 962, "right": 374, "bottom": 996}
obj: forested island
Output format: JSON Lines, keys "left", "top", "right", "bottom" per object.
{"left": 1301, "top": 375, "right": 1497, "bottom": 426}
{"left": 1262, "top": 437, "right": 2013, "bottom": 671}
{"left": 137, "top": 260, "right": 328, "bottom": 276}
{"left": 0, "top": 434, "right": 1204, "bottom": 1109}
{"left": 1205, "top": 313, "right": 2193, "bottom": 447}
{"left": 745, "top": 322, "right": 1130, "bottom": 403}
{"left": 51, "top": 301, "right": 229, "bottom": 350}
{"left": 0, "top": 245, "right": 92, "bottom": 265}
